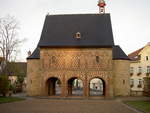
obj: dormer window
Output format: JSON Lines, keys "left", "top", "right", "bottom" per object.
{"left": 75, "top": 32, "right": 81, "bottom": 39}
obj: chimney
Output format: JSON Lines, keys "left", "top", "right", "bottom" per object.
{"left": 28, "top": 50, "right": 32, "bottom": 57}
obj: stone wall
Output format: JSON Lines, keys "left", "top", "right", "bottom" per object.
{"left": 27, "top": 47, "right": 130, "bottom": 98}
{"left": 40, "top": 48, "right": 113, "bottom": 71}
{"left": 113, "top": 60, "right": 130, "bottom": 96}
{"left": 40, "top": 48, "right": 113, "bottom": 97}
{"left": 26, "top": 59, "right": 41, "bottom": 96}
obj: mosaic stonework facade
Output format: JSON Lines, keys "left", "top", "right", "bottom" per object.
{"left": 27, "top": 48, "right": 130, "bottom": 98}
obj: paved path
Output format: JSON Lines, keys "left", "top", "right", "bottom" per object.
{"left": 0, "top": 98, "right": 142, "bottom": 113}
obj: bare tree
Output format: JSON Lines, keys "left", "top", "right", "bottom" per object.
{"left": 0, "top": 15, "right": 22, "bottom": 75}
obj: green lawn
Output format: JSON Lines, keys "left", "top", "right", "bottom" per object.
{"left": 125, "top": 101, "right": 150, "bottom": 113}
{"left": 0, "top": 97, "right": 25, "bottom": 104}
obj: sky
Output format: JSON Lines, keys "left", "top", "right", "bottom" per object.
{"left": 0, "top": 0, "right": 150, "bottom": 61}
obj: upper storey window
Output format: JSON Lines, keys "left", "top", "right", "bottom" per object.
{"left": 130, "top": 79, "right": 134, "bottom": 87}
{"left": 147, "top": 66, "right": 150, "bottom": 74}
{"left": 137, "top": 79, "right": 142, "bottom": 88}
{"left": 96, "top": 56, "right": 100, "bottom": 63}
{"left": 137, "top": 66, "right": 142, "bottom": 75}
{"left": 146, "top": 56, "right": 149, "bottom": 61}
{"left": 130, "top": 67, "right": 134, "bottom": 74}
{"left": 138, "top": 55, "right": 141, "bottom": 60}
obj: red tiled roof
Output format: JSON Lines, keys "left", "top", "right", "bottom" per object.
{"left": 128, "top": 48, "right": 144, "bottom": 61}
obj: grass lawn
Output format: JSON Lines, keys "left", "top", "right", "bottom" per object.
{"left": 0, "top": 97, "right": 25, "bottom": 104}
{"left": 125, "top": 100, "right": 150, "bottom": 113}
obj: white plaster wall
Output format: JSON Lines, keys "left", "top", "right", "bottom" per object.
{"left": 130, "top": 45, "right": 150, "bottom": 92}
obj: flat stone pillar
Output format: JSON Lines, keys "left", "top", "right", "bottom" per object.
{"left": 61, "top": 84, "right": 68, "bottom": 97}
{"left": 68, "top": 84, "right": 72, "bottom": 96}
{"left": 83, "top": 79, "right": 89, "bottom": 98}
{"left": 41, "top": 80, "right": 48, "bottom": 96}
{"left": 49, "top": 81, "right": 55, "bottom": 96}
{"left": 105, "top": 80, "right": 113, "bottom": 98}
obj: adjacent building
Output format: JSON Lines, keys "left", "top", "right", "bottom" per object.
{"left": 7, "top": 62, "right": 27, "bottom": 85}
{"left": 128, "top": 42, "right": 150, "bottom": 96}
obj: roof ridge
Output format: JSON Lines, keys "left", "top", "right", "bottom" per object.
{"left": 128, "top": 47, "right": 144, "bottom": 61}
{"left": 46, "top": 13, "right": 110, "bottom": 16}
{"left": 128, "top": 47, "right": 144, "bottom": 56}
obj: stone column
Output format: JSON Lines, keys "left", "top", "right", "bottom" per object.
{"left": 83, "top": 76, "right": 89, "bottom": 98}
{"left": 105, "top": 83, "right": 109, "bottom": 98}
{"left": 40, "top": 77, "right": 47, "bottom": 96}
{"left": 49, "top": 81, "right": 55, "bottom": 96}
{"left": 68, "top": 84, "right": 72, "bottom": 96}
{"left": 104, "top": 78, "right": 113, "bottom": 98}
{"left": 61, "top": 84, "right": 68, "bottom": 97}
{"left": 61, "top": 76, "right": 68, "bottom": 97}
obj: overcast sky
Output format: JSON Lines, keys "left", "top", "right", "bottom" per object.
{"left": 0, "top": 0, "right": 150, "bottom": 61}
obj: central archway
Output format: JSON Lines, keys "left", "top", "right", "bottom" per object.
{"left": 67, "top": 77, "right": 83, "bottom": 96}
{"left": 89, "top": 77, "right": 105, "bottom": 96}
{"left": 46, "top": 77, "right": 61, "bottom": 96}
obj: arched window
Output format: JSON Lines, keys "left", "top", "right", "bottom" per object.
{"left": 96, "top": 56, "right": 100, "bottom": 63}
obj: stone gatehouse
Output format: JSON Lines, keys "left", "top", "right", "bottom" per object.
{"left": 27, "top": 14, "right": 130, "bottom": 98}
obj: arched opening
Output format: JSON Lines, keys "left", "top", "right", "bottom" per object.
{"left": 46, "top": 77, "right": 61, "bottom": 96}
{"left": 89, "top": 78, "right": 105, "bottom": 96}
{"left": 67, "top": 77, "right": 83, "bottom": 96}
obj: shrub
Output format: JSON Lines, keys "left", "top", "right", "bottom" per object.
{"left": 0, "top": 76, "right": 10, "bottom": 97}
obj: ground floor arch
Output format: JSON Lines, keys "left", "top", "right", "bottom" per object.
{"left": 43, "top": 74, "right": 109, "bottom": 97}
{"left": 89, "top": 77, "right": 105, "bottom": 96}
{"left": 67, "top": 77, "right": 84, "bottom": 96}
{"left": 46, "top": 77, "right": 61, "bottom": 96}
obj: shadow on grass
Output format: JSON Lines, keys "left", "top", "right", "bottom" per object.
{"left": 0, "top": 97, "right": 25, "bottom": 104}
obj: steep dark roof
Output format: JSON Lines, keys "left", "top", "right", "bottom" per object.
{"left": 27, "top": 47, "right": 40, "bottom": 59}
{"left": 28, "top": 45, "right": 129, "bottom": 60}
{"left": 38, "top": 14, "right": 114, "bottom": 47}
{"left": 28, "top": 14, "right": 130, "bottom": 60}
{"left": 113, "top": 46, "right": 130, "bottom": 60}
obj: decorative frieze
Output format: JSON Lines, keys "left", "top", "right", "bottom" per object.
{"left": 40, "top": 48, "right": 112, "bottom": 71}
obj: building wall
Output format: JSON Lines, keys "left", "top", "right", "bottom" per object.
{"left": 130, "top": 45, "right": 150, "bottom": 96}
{"left": 26, "top": 59, "right": 41, "bottom": 96}
{"left": 143, "top": 77, "right": 150, "bottom": 96}
{"left": 27, "top": 47, "right": 130, "bottom": 97}
{"left": 113, "top": 60, "right": 130, "bottom": 96}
